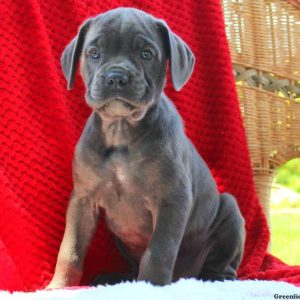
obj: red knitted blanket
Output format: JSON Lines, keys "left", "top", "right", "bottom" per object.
{"left": 1, "top": 0, "right": 299, "bottom": 292}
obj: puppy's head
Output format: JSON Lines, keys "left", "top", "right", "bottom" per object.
{"left": 61, "top": 8, "right": 195, "bottom": 121}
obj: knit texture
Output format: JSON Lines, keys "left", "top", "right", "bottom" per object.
{"left": 0, "top": 0, "right": 299, "bottom": 292}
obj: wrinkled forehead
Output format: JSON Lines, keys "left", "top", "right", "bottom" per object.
{"left": 85, "top": 9, "right": 163, "bottom": 48}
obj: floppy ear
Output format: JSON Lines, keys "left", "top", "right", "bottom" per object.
{"left": 61, "top": 19, "right": 93, "bottom": 90}
{"left": 158, "top": 21, "right": 195, "bottom": 91}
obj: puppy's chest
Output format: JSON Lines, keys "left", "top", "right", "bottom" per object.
{"left": 96, "top": 148, "right": 168, "bottom": 211}
{"left": 97, "top": 150, "right": 154, "bottom": 213}
{"left": 98, "top": 152, "right": 155, "bottom": 255}
{"left": 100, "top": 153, "right": 144, "bottom": 203}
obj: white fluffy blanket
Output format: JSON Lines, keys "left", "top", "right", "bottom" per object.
{"left": 1, "top": 279, "right": 300, "bottom": 300}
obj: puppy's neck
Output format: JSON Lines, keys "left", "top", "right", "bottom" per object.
{"left": 100, "top": 118, "right": 137, "bottom": 147}
{"left": 96, "top": 103, "right": 159, "bottom": 148}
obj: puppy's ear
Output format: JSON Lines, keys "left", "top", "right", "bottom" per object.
{"left": 158, "top": 21, "right": 195, "bottom": 91}
{"left": 61, "top": 19, "right": 93, "bottom": 90}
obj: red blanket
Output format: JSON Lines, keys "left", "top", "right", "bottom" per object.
{"left": 0, "top": 0, "right": 299, "bottom": 292}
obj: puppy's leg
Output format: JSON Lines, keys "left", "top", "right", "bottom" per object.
{"left": 200, "top": 193, "right": 245, "bottom": 281}
{"left": 47, "top": 193, "right": 100, "bottom": 289}
{"left": 172, "top": 232, "right": 214, "bottom": 281}
{"left": 138, "top": 187, "right": 192, "bottom": 286}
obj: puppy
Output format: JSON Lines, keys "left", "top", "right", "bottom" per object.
{"left": 47, "top": 7, "right": 245, "bottom": 288}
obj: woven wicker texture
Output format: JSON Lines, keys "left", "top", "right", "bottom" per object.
{"left": 1, "top": 0, "right": 300, "bottom": 292}
{"left": 222, "top": 0, "right": 300, "bottom": 218}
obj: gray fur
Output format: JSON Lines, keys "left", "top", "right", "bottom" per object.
{"left": 47, "top": 7, "right": 245, "bottom": 288}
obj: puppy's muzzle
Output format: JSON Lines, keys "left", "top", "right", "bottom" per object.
{"left": 91, "top": 65, "right": 145, "bottom": 100}
{"left": 104, "top": 69, "right": 129, "bottom": 90}
{"left": 90, "top": 66, "right": 150, "bottom": 121}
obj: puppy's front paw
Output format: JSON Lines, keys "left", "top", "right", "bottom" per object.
{"left": 45, "top": 278, "right": 73, "bottom": 290}
{"left": 45, "top": 281, "right": 64, "bottom": 290}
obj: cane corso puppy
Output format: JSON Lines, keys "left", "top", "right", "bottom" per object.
{"left": 47, "top": 7, "right": 245, "bottom": 288}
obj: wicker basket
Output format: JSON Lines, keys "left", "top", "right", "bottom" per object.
{"left": 222, "top": 0, "right": 300, "bottom": 221}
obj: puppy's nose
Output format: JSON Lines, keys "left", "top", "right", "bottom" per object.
{"left": 105, "top": 70, "right": 129, "bottom": 88}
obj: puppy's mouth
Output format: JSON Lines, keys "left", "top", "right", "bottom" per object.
{"left": 98, "top": 98, "right": 136, "bottom": 112}
{"left": 96, "top": 98, "right": 148, "bottom": 121}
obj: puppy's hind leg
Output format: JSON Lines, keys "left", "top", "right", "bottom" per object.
{"left": 199, "top": 193, "right": 245, "bottom": 281}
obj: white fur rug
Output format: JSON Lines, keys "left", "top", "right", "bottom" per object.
{"left": 1, "top": 279, "right": 300, "bottom": 300}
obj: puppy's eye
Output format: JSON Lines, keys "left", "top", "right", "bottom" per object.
{"left": 88, "top": 48, "right": 100, "bottom": 60}
{"left": 140, "top": 49, "right": 153, "bottom": 60}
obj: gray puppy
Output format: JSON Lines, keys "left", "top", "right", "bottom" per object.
{"left": 47, "top": 7, "right": 245, "bottom": 288}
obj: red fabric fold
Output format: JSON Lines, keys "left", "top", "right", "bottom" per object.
{"left": 0, "top": 0, "right": 299, "bottom": 291}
